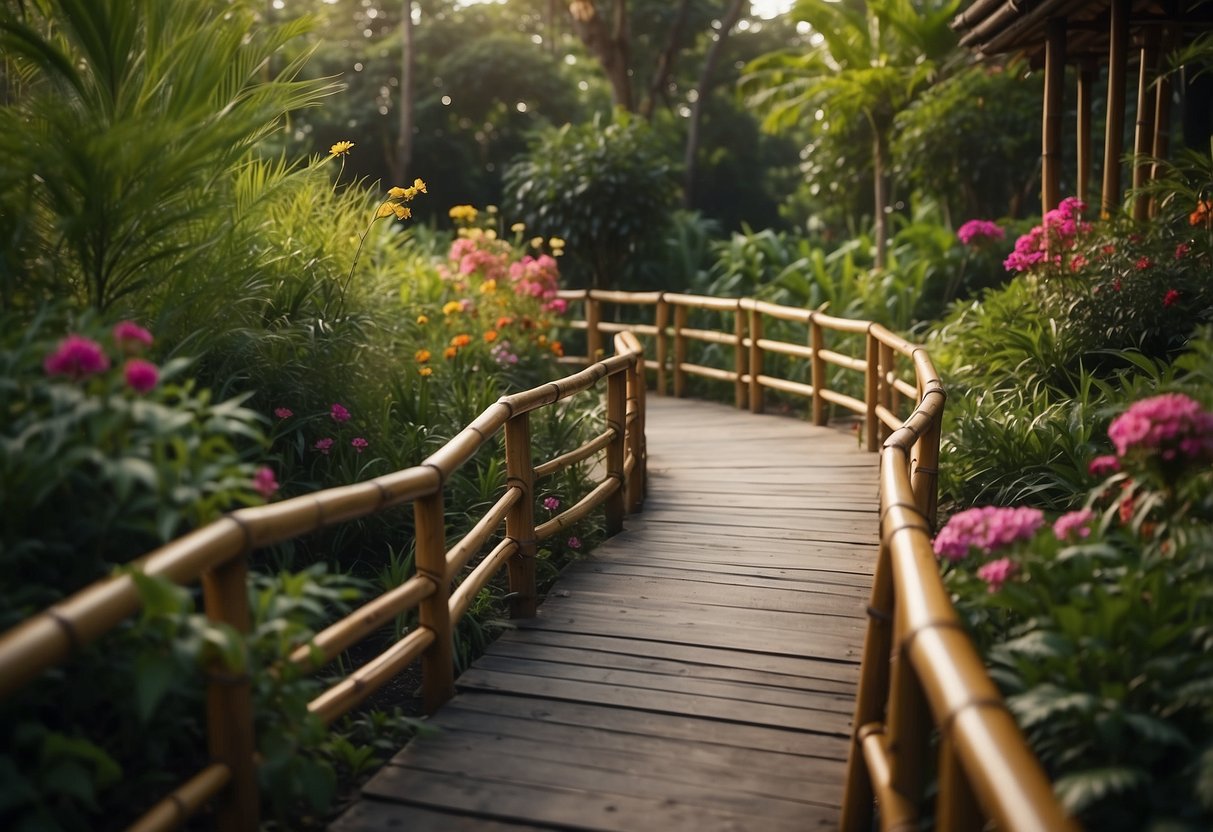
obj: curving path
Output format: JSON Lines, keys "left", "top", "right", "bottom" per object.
{"left": 331, "top": 396, "right": 879, "bottom": 831}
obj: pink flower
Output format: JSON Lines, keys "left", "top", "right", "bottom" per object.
{"left": 1175, "top": 242, "right": 1190, "bottom": 259}
{"left": 932, "top": 505, "right": 1044, "bottom": 561}
{"left": 274, "top": 407, "right": 294, "bottom": 419}
{"left": 330, "top": 403, "right": 351, "bottom": 422}
{"left": 976, "top": 558, "right": 1017, "bottom": 593}
{"left": 957, "top": 219, "right": 1004, "bottom": 246}
{"left": 252, "top": 466, "right": 279, "bottom": 499}
{"left": 544, "top": 298, "right": 569, "bottom": 314}
{"left": 123, "top": 359, "right": 159, "bottom": 393}
{"left": 1053, "top": 509, "right": 1094, "bottom": 541}
{"left": 1107, "top": 393, "right": 1213, "bottom": 462}
{"left": 351, "top": 437, "right": 368, "bottom": 453}
{"left": 314, "top": 438, "right": 334, "bottom": 454}
{"left": 1135, "top": 256, "right": 1152, "bottom": 270}
{"left": 112, "top": 320, "right": 153, "bottom": 351}
{"left": 1163, "top": 289, "right": 1180, "bottom": 307}
{"left": 567, "top": 536, "right": 582, "bottom": 550}
{"left": 1088, "top": 455, "right": 1121, "bottom": 476}
{"left": 43, "top": 334, "right": 110, "bottom": 379}
{"left": 543, "top": 496, "right": 561, "bottom": 511}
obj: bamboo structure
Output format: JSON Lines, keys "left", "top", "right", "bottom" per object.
{"left": 1103, "top": 0, "right": 1130, "bottom": 215}
{"left": 1042, "top": 18, "right": 1067, "bottom": 213}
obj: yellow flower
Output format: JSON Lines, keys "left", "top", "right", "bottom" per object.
{"left": 392, "top": 203, "right": 412, "bottom": 221}
{"left": 388, "top": 186, "right": 408, "bottom": 198}
{"left": 486, "top": 204, "right": 498, "bottom": 214}
{"left": 484, "top": 229, "right": 497, "bottom": 240}
{"left": 549, "top": 237, "right": 565, "bottom": 249}
{"left": 443, "top": 301, "right": 462, "bottom": 315}
{"left": 537, "top": 334, "right": 547, "bottom": 346}
{"left": 419, "top": 366, "right": 433, "bottom": 377}
{"left": 329, "top": 140, "right": 355, "bottom": 157}
{"left": 484, "top": 330, "right": 498, "bottom": 343}
{"left": 449, "top": 204, "right": 478, "bottom": 223}
{"left": 415, "top": 348, "right": 431, "bottom": 363}
{"left": 375, "top": 202, "right": 394, "bottom": 219}
{"left": 412, "top": 178, "right": 427, "bottom": 193}
{"left": 511, "top": 222, "right": 526, "bottom": 233}
{"left": 416, "top": 314, "right": 429, "bottom": 325}
{"left": 480, "top": 279, "right": 497, "bottom": 294}
{"left": 530, "top": 236, "right": 544, "bottom": 249}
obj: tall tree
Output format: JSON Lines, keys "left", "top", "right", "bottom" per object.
{"left": 393, "top": 0, "right": 415, "bottom": 183}
{"left": 683, "top": 0, "right": 746, "bottom": 207}
{"left": 742, "top": 0, "right": 960, "bottom": 268}
{"left": 568, "top": 0, "right": 633, "bottom": 111}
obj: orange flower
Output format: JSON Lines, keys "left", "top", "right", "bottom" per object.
{"left": 496, "top": 316, "right": 513, "bottom": 329}
{"left": 444, "top": 346, "right": 458, "bottom": 360}
{"left": 415, "top": 348, "right": 431, "bottom": 363}
{"left": 536, "top": 334, "right": 547, "bottom": 346}
{"left": 450, "top": 334, "right": 471, "bottom": 348}
{"left": 484, "top": 330, "right": 498, "bottom": 343}
{"left": 1190, "top": 200, "right": 1213, "bottom": 227}
{"left": 550, "top": 341, "right": 564, "bottom": 357}
{"left": 419, "top": 366, "right": 433, "bottom": 377}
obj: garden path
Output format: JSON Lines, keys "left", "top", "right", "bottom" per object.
{"left": 330, "top": 396, "right": 879, "bottom": 831}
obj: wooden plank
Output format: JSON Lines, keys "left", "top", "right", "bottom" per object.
{"left": 331, "top": 799, "right": 555, "bottom": 831}
{"left": 576, "top": 559, "right": 872, "bottom": 594}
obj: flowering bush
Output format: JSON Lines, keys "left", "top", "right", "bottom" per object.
{"left": 941, "top": 391, "right": 1213, "bottom": 828}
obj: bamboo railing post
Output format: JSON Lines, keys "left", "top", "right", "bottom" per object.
{"left": 937, "top": 737, "right": 984, "bottom": 832}
{"left": 626, "top": 357, "right": 646, "bottom": 513}
{"left": 733, "top": 303, "right": 747, "bottom": 409}
{"left": 879, "top": 342, "right": 895, "bottom": 442}
{"left": 748, "top": 303, "right": 764, "bottom": 414}
{"left": 586, "top": 295, "right": 602, "bottom": 363}
{"left": 1077, "top": 62, "right": 1095, "bottom": 204}
{"left": 505, "top": 412, "right": 538, "bottom": 618}
{"left": 810, "top": 317, "right": 827, "bottom": 426}
{"left": 414, "top": 492, "right": 454, "bottom": 711}
{"left": 655, "top": 297, "right": 669, "bottom": 396}
{"left": 1102, "top": 0, "right": 1129, "bottom": 217}
{"left": 605, "top": 370, "right": 627, "bottom": 535}
{"left": 864, "top": 332, "right": 879, "bottom": 452}
{"left": 201, "top": 557, "right": 259, "bottom": 832}
{"left": 1149, "top": 28, "right": 1174, "bottom": 217}
{"left": 673, "top": 304, "right": 687, "bottom": 398}
{"left": 1042, "top": 18, "right": 1067, "bottom": 215}
{"left": 884, "top": 610, "right": 932, "bottom": 827}
{"left": 840, "top": 539, "right": 895, "bottom": 832}
{"left": 1133, "top": 29, "right": 1161, "bottom": 221}
{"left": 912, "top": 402, "right": 943, "bottom": 531}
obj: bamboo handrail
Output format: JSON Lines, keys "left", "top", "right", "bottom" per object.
{"left": 125, "top": 764, "right": 232, "bottom": 832}
{"left": 534, "top": 428, "right": 616, "bottom": 480}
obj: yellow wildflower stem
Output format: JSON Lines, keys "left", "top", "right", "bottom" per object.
{"left": 340, "top": 207, "right": 387, "bottom": 306}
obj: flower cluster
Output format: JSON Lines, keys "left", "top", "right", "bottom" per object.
{"left": 1106, "top": 393, "right": 1213, "bottom": 463}
{"left": 932, "top": 505, "right": 1045, "bottom": 562}
{"left": 43, "top": 321, "right": 160, "bottom": 394}
{"left": 273, "top": 402, "right": 370, "bottom": 460}
{"left": 1004, "top": 197, "right": 1090, "bottom": 273}
{"left": 957, "top": 219, "right": 1005, "bottom": 247}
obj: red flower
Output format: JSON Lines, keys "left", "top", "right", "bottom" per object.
{"left": 1163, "top": 289, "right": 1181, "bottom": 307}
{"left": 1175, "top": 242, "right": 1190, "bottom": 259}
{"left": 1135, "top": 256, "right": 1152, "bottom": 270}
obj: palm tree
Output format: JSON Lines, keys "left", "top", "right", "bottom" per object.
{"left": 742, "top": 0, "right": 960, "bottom": 268}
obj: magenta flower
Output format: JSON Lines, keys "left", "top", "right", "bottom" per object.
{"left": 252, "top": 466, "right": 279, "bottom": 499}
{"left": 932, "top": 505, "right": 1044, "bottom": 562}
{"left": 43, "top": 334, "right": 111, "bottom": 379}
{"left": 957, "top": 219, "right": 1004, "bottom": 246}
{"left": 1107, "top": 393, "right": 1213, "bottom": 462}
{"left": 351, "top": 437, "right": 368, "bottom": 453}
{"left": 976, "top": 557, "right": 1017, "bottom": 593}
{"left": 123, "top": 359, "right": 159, "bottom": 393}
{"left": 542, "top": 496, "right": 561, "bottom": 511}
{"left": 1053, "top": 509, "right": 1094, "bottom": 541}
{"left": 330, "top": 403, "right": 351, "bottom": 422}
{"left": 567, "top": 536, "right": 582, "bottom": 550}
{"left": 274, "top": 407, "right": 294, "bottom": 419}
{"left": 314, "top": 438, "right": 334, "bottom": 455}
{"left": 1088, "top": 455, "right": 1121, "bottom": 476}
{"left": 1175, "top": 242, "right": 1190, "bottom": 259}
{"left": 1163, "top": 289, "right": 1181, "bottom": 308}
{"left": 112, "top": 320, "right": 153, "bottom": 351}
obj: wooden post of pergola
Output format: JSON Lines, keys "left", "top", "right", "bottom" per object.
{"left": 1132, "top": 28, "right": 1161, "bottom": 219}
{"left": 1043, "top": 18, "right": 1068, "bottom": 214}
{"left": 1102, "top": 0, "right": 1130, "bottom": 216}
{"left": 1077, "top": 61, "right": 1096, "bottom": 204}
{"left": 1150, "top": 26, "right": 1175, "bottom": 216}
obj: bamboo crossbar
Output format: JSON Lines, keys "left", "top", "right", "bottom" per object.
{"left": 892, "top": 377, "right": 917, "bottom": 399}
{"left": 756, "top": 338, "right": 814, "bottom": 359}
{"left": 449, "top": 537, "right": 521, "bottom": 623}
{"left": 753, "top": 375, "right": 814, "bottom": 399}
{"left": 125, "top": 763, "right": 231, "bottom": 832}
{"left": 818, "top": 348, "right": 866, "bottom": 373}
{"left": 565, "top": 320, "right": 588, "bottom": 331}
{"left": 598, "top": 320, "right": 658, "bottom": 336}
{"left": 444, "top": 487, "right": 523, "bottom": 578}
{"left": 874, "top": 404, "right": 901, "bottom": 431}
{"left": 534, "top": 428, "right": 616, "bottom": 480}
{"left": 663, "top": 292, "right": 741, "bottom": 311}
{"left": 820, "top": 388, "right": 866, "bottom": 415}
{"left": 535, "top": 475, "right": 622, "bottom": 540}
{"left": 678, "top": 326, "right": 740, "bottom": 346}
{"left": 308, "top": 626, "right": 436, "bottom": 726}
{"left": 681, "top": 362, "right": 737, "bottom": 383}
{"left": 747, "top": 298, "right": 816, "bottom": 323}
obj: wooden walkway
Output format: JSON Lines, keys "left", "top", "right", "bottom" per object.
{"left": 331, "top": 397, "right": 879, "bottom": 832}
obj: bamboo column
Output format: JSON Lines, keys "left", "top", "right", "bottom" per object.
{"left": 810, "top": 318, "right": 827, "bottom": 426}
{"left": 654, "top": 297, "right": 669, "bottom": 395}
{"left": 1077, "top": 62, "right": 1095, "bottom": 204}
{"left": 912, "top": 410, "right": 943, "bottom": 530}
{"left": 605, "top": 370, "right": 627, "bottom": 535}
{"left": 883, "top": 605, "right": 932, "bottom": 827}
{"left": 864, "top": 332, "right": 879, "bottom": 452}
{"left": 733, "top": 303, "right": 747, "bottom": 409}
{"left": 504, "top": 413, "right": 537, "bottom": 618}
{"left": 936, "top": 736, "right": 983, "bottom": 832}
{"left": 1042, "top": 18, "right": 1068, "bottom": 214}
{"left": 626, "top": 357, "right": 646, "bottom": 512}
{"left": 748, "top": 305, "right": 764, "bottom": 415}
{"left": 1132, "top": 29, "right": 1161, "bottom": 220}
{"left": 201, "top": 557, "right": 259, "bottom": 832}
{"left": 673, "top": 304, "right": 687, "bottom": 398}
{"left": 415, "top": 492, "right": 454, "bottom": 711}
{"left": 1102, "top": 0, "right": 1130, "bottom": 217}
{"left": 878, "top": 342, "right": 895, "bottom": 443}
{"left": 586, "top": 295, "right": 602, "bottom": 362}
{"left": 1150, "top": 27, "right": 1175, "bottom": 217}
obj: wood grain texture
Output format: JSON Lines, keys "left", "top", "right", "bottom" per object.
{"left": 331, "top": 397, "right": 878, "bottom": 831}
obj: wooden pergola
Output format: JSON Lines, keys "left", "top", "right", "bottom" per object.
{"left": 952, "top": 0, "right": 1213, "bottom": 219}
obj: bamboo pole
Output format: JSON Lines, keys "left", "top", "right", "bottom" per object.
{"left": 126, "top": 764, "right": 231, "bottom": 832}
{"left": 878, "top": 341, "right": 895, "bottom": 443}
{"left": 1042, "top": 18, "right": 1067, "bottom": 215}
{"left": 414, "top": 492, "right": 454, "bottom": 711}
{"left": 864, "top": 332, "right": 879, "bottom": 452}
{"left": 627, "top": 358, "right": 645, "bottom": 512}
{"left": 1102, "top": 0, "right": 1129, "bottom": 217}
{"left": 504, "top": 413, "right": 538, "bottom": 619}
{"left": 748, "top": 304, "right": 764, "bottom": 415}
{"left": 1077, "top": 63, "right": 1095, "bottom": 204}
{"left": 655, "top": 296, "right": 669, "bottom": 396}
{"left": 937, "top": 735, "right": 984, "bottom": 832}
{"left": 810, "top": 319, "right": 826, "bottom": 425}
{"left": 673, "top": 304, "right": 687, "bottom": 398}
{"left": 1133, "top": 29, "right": 1160, "bottom": 220}
{"left": 201, "top": 557, "right": 258, "bottom": 832}
{"left": 586, "top": 296, "right": 602, "bottom": 362}
{"left": 1149, "top": 28, "right": 1174, "bottom": 217}
{"left": 733, "top": 304, "right": 746, "bottom": 409}
{"left": 605, "top": 370, "right": 627, "bottom": 535}
{"left": 911, "top": 397, "right": 944, "bottom": 530}
{"left": 885, "top": 604, "right": 932, "bottom": 827}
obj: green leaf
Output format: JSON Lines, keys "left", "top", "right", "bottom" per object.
{"left": 134, "top": 651, "right": 178, "bottom": 722}
{"left": 1054, "top": 766, "right": 1148, "bottom": 815}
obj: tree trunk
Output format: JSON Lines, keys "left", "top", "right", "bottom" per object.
{"left": 683, "top": 0, "right": 746, "bottom": 209}
{"left": 639, "top": 0, "right": 692, "bottom": 120}
{"left": 393, "top": 0, "right": 415, "bottom": 184}
{"left": 569, "top": 0, "right": 634, "bottom": 111}
{"left": 872, "top": 127, "right": 888, "bottom": 270}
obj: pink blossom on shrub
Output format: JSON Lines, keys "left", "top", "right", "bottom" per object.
{"left": 314, "top": 438, "right": 334, "bottom": 454}
{"left": 252, "top": 466, "right": 279, "bottom": 498}
{"left": 957, "top": 219, "right": 1004, "bottom": 246}
{"left": 491, "top": 341, "right": 519, "bottom": 365}
{"left": 544, "top": 297, "right": 568, "bottom": 314}
{"left": 932, "top": 505, "right": 1044, "bottom": 561}
{"left": 1175, "top": 242, "right": 1190, "bottom": 259}
{"left": 567, "top": 536, "right": 582, "bottom": 550}
{"left": 274, "top": 407, "right": 293, "bottom": 419}
{"left": 123, "top": 359, "right": 159, "bottom": 393}
{"left": 330, "top": 403, "right": 351, "bottom": 422}
{"left": 1088, "top": 455, "right": 1121, "bottom": 476}
{"left": 112, "top": 320, "right": 153, "bottom": 351}
{"left": 351, "top": 437, "right": 368, "bottom": 453}
{"left": 1004, "top": 197, "right": 1090, "bottom": 273}
{"left": 543, "top": 496, "right": 560, "bottom": 511}
{"left": 976, "top": 557, "right": 1017, "bottom": 593}
{"left": 1163, "top": 289, "right": 1180, "bottom": 308}
{"left": 1135, "top": 256, "right": 1153, "bottom": 270}
{"left": 1053, "top": 509, "right": 1094, "bottom": 541}
{"left": 43, "top": 334, "right": 111, "bottom": 379}
{"left": 1107, "top": 393, "right": 1213, "bottom": 462}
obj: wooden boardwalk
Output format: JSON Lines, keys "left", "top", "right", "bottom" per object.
{"left": 331, "top": 397, "right": 879, "bottom": 832}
